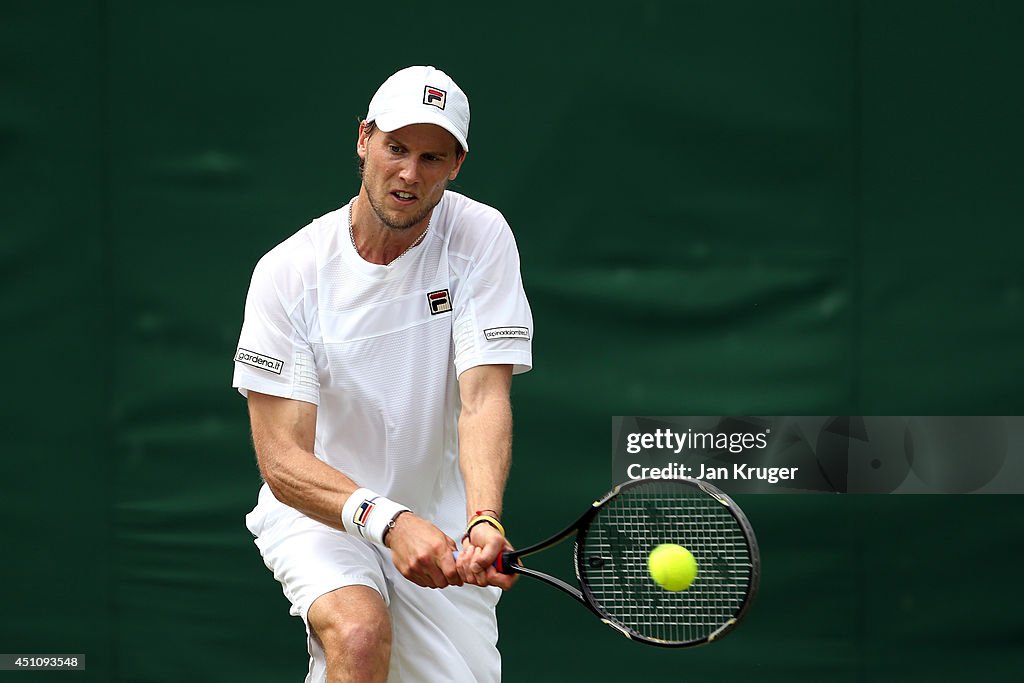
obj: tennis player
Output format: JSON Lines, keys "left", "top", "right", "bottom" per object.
{"left": 232, "top": 65, "right": 533, "bottom": 682}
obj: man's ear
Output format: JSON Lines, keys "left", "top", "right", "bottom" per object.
{"left": 356, "top": 121, "right": 369, "bottom": 161}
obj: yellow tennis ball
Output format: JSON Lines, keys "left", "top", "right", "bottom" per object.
{"left": 647, "top": 544, "right": 698, "bottom": 591}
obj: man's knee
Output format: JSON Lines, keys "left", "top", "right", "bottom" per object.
{"left": 317, "top": 614, "right": 392, "bottom": 659}
{"left": 309, "top": 586, "right": 391, "bottom": 667}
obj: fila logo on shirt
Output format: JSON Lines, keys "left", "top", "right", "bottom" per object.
{"left": 428, "top": 289, "right": 452, "bottom": 315}
{"left": 423, "top": 86, "right": 446, "bottom": 110}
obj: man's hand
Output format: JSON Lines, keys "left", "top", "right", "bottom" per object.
{"left": 385, "top": 513, "right": 464, "bottom": 589}
{"left": 457, "top": 522, "right": 517, "bottom": 590}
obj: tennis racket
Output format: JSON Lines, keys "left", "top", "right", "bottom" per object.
{"left": 489, "top": 477, "right": 760, "bottom": 647}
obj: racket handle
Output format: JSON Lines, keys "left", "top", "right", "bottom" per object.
{"left": 451, "top": 551, "right": 515, "bottom": 573}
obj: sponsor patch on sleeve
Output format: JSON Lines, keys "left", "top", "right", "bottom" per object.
{"left": 234, "top": 348, "right": 285, "bottom": 375}
{"left": 483, "top": 326, "right": 531, "bottom": 341}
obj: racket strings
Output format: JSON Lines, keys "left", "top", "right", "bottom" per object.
{"left": 578, "top": 480, "right": 755, "bottom": 645}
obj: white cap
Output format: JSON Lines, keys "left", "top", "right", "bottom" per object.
{"left": 366, "top": 65, "right": 470, "bottom": 152}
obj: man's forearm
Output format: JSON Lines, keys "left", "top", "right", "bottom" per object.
{"left": 248, "top": 391, "right": 362, "bottom": 531}
{"left": 457, "top": 367, "right": 514, "bottom": 519}
{"left": 253, "top": 427, "right": 361, "bottom": 531}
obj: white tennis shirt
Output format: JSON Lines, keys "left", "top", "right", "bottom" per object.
{"left": 233, "top": 190, "right": 533, "bottom": 533}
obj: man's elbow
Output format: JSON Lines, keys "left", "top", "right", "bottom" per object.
{"left": 254, "top": 448, "right": 289, "bottom": 502}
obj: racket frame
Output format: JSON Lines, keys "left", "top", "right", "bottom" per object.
{"left": 499, "top": 477, "right": 760, "bottom": 648}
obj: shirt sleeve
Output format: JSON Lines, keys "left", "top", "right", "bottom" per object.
{"left": 232, "top": 245, "right": 320, "bottom": 405}
{"left": 452, "top": 217, "right": 533, "bottom": 378}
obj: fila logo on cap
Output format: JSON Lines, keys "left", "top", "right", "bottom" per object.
{"left": 428, "top": 289, "right": 452, "bottom": 315}
{"left": 423, "top": 86, "right": 447, "bottom": 110}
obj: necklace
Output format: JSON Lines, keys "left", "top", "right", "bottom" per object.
{"left": 348, "top": 198, "right": 428, "bottom": 265}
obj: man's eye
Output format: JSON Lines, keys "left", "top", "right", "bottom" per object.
{"left": 388, "top": 145, "right": 403, "bottom": 154}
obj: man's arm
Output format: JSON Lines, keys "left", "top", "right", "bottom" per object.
{"left": 455, "top": 364, "right": 517, "bottom": 590}
{"left": 247, "top": 390, "right": 350, "bottom": 529}
{"left": 247, "top": 390, "right": 462, "bottom": 588}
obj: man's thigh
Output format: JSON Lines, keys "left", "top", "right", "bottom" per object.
{"left": 256, "top": 512, "right": 388, "bottom": 612}
{"left": 307, "top": 584, "right": 391, "bottom": 638}
{"left": 308, "top": 585, "right": 392, "bottom": 682}
{"left": 251, "top": 500, "right": 501, "bottom": 682}
{"left": 252, "top": 504, "right": 393, "bottom": 682}
{"left": 385, "top": 571, "right": 502, "bottom": 683}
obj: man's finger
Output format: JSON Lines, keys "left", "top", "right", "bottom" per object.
{"left": 484, "top": 566, "right": 518, "bottom": 590}
{"left": 438, "top": 549, "right": 463, "bottom": 587}
{"left": 456, "top": 547, "right": 491, "bottom": 586}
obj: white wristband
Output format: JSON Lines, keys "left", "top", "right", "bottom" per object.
{"left": 341, "top": 488, "right": 411, "bottom": 546}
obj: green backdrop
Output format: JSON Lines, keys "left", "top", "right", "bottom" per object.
{"left": 2, "top": 1, "right": 1022, "bottom": 681}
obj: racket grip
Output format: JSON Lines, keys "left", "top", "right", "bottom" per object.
{"left": 451, "top": 551, "right": 515, "bottom": 573}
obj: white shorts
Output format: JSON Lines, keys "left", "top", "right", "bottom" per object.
{"left": 246, "top": 485, "right": 502, "bottom": 683}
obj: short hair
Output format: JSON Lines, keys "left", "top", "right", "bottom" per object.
{"left": 358, "top": 120, "right": 465, "bottom": 176}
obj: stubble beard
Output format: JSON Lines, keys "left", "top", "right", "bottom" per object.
{"left": 365, "top": 183, "right": 446, "bottom": 232}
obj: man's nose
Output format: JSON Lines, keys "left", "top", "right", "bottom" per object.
{"left": 398, "top": 158, "right": 419, "bottom": 184}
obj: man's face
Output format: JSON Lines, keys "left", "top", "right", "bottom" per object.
{"left": 357, "top": 122, "right": 465, "bottom": 232}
